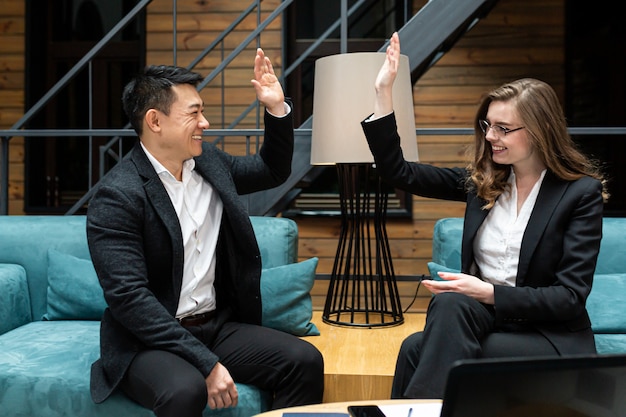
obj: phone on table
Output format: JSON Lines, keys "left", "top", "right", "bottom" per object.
{"left": 347, "top": 405, "right": 386, "bottom": 417}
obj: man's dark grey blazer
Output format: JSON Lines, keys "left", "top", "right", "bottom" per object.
{"left": 87, "top": 109, "right": 294, "bottom": 403}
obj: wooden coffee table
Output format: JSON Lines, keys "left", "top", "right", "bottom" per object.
{"left": 253, "top": 399, "right": 442, "bottom": 417}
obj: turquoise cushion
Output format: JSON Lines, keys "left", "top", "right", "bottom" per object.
{"left": 432, "top": 218, "right": 463, "bottom": 270}
{"left": 44, "top": 249, "right": 107, "bottom": 321}
{"left": 427, "top": 261, "right": 460, "bottom": 281}
{"left": 587, "top": 273, "right": 626, "bottom": 333}
{"left": 250, "top": 216, "right": 298, "bottom": 269}
{"left": 0, "top": 215, "right": 91, "bottom": 326}
{"left": 261, "top": 258, "right": 320, "bottom": 336}
{"left": 44, "top": 250, "right": 319, "bottom": 336}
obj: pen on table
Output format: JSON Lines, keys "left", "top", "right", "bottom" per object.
{"left": 407, "top": 407, "right": 413, "bottom": 417}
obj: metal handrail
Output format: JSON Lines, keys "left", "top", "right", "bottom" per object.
{"left": 4, "top": 127, "right": 626, "bottom": 138}
{"left": 3, "top": 126, "right": 625, "bottom": 214}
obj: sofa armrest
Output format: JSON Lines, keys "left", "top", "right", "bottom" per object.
{"left": 0, "top": 264, "right": 32, "bottom": 335}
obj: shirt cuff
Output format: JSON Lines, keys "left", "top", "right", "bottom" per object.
{"left": 267, "top": 102, "right": 291, "bottom": 118}
{"left": 364, "top": 110, "right": 393, "bottom": 122}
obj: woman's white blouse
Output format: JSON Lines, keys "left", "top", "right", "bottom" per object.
{"left": 473, "top": 169, "right": 547, "bottom": 287}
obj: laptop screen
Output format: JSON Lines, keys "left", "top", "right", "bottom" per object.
{"left": 440, "top": 354, "right": 626, "bottom": 417}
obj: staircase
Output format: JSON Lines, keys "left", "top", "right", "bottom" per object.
{"left": 255, "top": 0, "right": 499, "bottom": 216}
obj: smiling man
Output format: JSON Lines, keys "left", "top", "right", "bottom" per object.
{"left": 86, "top": 50, "right": 324, "bottom": 417}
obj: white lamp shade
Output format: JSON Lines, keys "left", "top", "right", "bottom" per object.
{"left": 311, "top": 52, "right": 419, "bottom": 165}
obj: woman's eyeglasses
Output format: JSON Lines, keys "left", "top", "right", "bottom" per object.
{"left": 479, "top": 119, "right": 524, "bottom": 139}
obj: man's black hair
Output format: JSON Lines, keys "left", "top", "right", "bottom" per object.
{"left": 122, "top": 65, "right": 204, "bottom": 135}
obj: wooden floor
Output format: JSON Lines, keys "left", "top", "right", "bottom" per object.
{"left": 304, "top": 310, "right": 426, "bottom": 403}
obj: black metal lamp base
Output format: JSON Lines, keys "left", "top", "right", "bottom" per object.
{"left": 322, "top": 163, "right": 404, "bottom": 328}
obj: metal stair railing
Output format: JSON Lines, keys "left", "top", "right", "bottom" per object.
{"left": 5, "top": 0, "right": 620, "bottom": 217}
{"left": 0, "top": 0, "right": 152, "bottom": 215}
{"left": 1, "top": 0, "right": 446, "bottom": 215}
{"left": 85, "top": 0, "right": 404, "bottom": 215}
{"left": 251, "top": 0, "right": 501, "bottom": 215}
{"left": 0, "top": 0, "right": 374, "bottom": 215}
{"left": 0, "top": 0, "right": 293, "bottom": 215}
{"left": 71, "top": 0, "right": 297, "bottom": 215}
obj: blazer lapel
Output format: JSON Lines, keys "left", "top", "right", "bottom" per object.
{"left": 130, "top": 144, "right": 184, "bottom": 271}
{"left": 462, "top": 194, "right": 490, "bottom": 272}
{"left": 516, "top": 172, "right": 568, "bottom": 283}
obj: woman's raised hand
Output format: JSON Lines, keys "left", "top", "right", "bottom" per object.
{"left": 373, "top": 32, "right": 400, "bottom": 117}
{"left": 375, "top": 31, "right": 401, "bottom": 92}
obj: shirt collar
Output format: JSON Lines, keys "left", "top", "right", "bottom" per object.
{"left": 140, "top": 142, "right": 196, "bottom": 181}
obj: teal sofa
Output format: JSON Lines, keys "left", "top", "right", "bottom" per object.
{"left": 428, "top": 217, "right": 626, "bottom": 355}
{"left": 0, "top": 215, "right": 319, "bottom": 417}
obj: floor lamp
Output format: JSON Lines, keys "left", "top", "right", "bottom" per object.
{"left": 311, "top": 52, "right": 419, "bottom": 327}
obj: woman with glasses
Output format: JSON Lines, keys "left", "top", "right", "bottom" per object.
{"left": 361, "top": 32, "right": 609, "bottom": 400}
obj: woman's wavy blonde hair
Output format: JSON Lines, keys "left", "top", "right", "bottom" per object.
{"left": 467, "top": 78, "right": 608, "bottom": 209}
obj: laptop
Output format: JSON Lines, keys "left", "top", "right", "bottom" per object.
{"left": 439, "top": 354, "right": 626, "bottom": 417}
